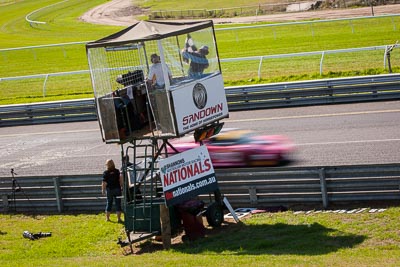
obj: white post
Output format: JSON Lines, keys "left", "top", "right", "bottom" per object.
{"left": 320, "top": 51, "right": 325, "bottom": 75}
{"left": 43, "top": 74, "right": 49, "bottom": 97}
{"left": 157, "top": 40, "right": 170, "bottom": 89}
{"left": 257, "top": 57, "right": 263, "bottom": 79}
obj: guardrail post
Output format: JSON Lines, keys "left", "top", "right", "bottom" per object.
{"left": 2, "top": 195, "right": 9, "bottom": 212}
{"left": 53, "top": 177, "right": 63, "bottom": 212}
{"left": 249, "top": 187, "right": 258, "bottom": 205}
{"left": 319, "top": 168, "right": 328, "bottom": 209}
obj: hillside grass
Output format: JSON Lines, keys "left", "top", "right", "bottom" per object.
{"left": 0, "top": 0, "right": 400, "bottom": 105}
{"left": 0, "top": 0, "right": 121, "bottom": 48}
{"left": 1, "top": 207, "right": 399, "bottom": 266}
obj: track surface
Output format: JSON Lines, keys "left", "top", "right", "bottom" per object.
{"left": 1, "top": 101, "right": 399, "bottom": 177}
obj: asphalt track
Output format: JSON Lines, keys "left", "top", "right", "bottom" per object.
{"left": 0, "top": 100, "right": 399, "bottom": 178}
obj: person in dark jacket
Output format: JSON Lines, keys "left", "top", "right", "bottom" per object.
{"left": 102, "top": 159, "right": 123, "bottom": 223}
{"left": 182, "top": 34, "right": 209, "bottom": 79}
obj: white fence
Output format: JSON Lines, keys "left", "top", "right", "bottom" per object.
{"left": 0, "top": 44, "right": 397, "bottom": 98}
{"left": 149, "top": 2, "right": 400, "bottom": 19}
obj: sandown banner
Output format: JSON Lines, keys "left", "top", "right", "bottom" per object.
{"left": 160, "top": 145, "right": 218, "bottom": 206}
{"left": 171, "top": 74, "right": 229, "bottom": 135}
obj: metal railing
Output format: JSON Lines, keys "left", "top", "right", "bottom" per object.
{"left": 1, "top": 163, "right": 399, "bottom": 213}
{"left": 1, "top": 73, "right": 400, "bottom": 127}
{"left": 220, "top": 44, "right": 399, "bottom": 79}
{"left": 150, "top": 2, "right": 301, "bottom": 19}
{"left": 25, "top": 0, "right": 71, "bottom": 27}
{"left": 150, "top": 4, "right": 400, "bottom": 20}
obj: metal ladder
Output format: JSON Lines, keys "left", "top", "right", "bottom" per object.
{"left": 123, "top": 137, "right": 176, "bottom": 229}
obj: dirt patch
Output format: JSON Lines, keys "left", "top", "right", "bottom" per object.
{"left": 80, "top": 0, "right": 146, "bottom": 26}
{"left": 114, "top": 5, "right": 145, "bottom": 17}
{"left": 120, "top": 219, "right": 240, "bottom": 255}
{"left": 80, "top": 0, "right": 400, "bottom": 26}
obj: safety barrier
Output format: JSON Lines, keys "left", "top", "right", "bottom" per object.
{"left": 215, "top": 163, "right": 400, "bottom": 209}
{"left": 1, "top": 74, "right": 400, "bottom": 127}
{"left": 1, "top": 163, "right": 399, "bottom": 213}
{"left": 225, "top": 73, "right": 400, "bottom": 110}
{"left": 0, "top": 99, "right": 97, "bottom": 127}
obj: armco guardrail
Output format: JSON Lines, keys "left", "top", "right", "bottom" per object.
{"left": 225, "top": 73, "right": 400, "bottom": 110}
{"left": 1, "top": 74, "right": 400, "bottom": 127}
{"left": 1, "top": 164, "right": 399, "bottom": 213}
{"left": 0, "top": 99, "right": 96, "bottom": 127}
{"left": 216, "top": 164, "right": 400, "bottom": 209}
{"left": 0, "top": 174, "right": 104, "bottom": 213}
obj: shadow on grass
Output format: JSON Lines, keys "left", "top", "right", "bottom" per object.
{"left": 134, "top": 221, "right": 366, "bottom": 255}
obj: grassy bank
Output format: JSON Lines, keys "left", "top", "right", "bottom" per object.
{"left": 1, "top": 1, "right": 400, "bottom": 105}
{"left": 1, "top": 207, "right": 399, "bottom": 266}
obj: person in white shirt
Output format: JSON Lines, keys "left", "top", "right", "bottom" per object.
{"left": 147, "top": 53, "right": 172, "bottom": 89}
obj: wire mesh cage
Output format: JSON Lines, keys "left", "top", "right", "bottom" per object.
{"left": 86, "top": 20, "right": 229, "bottom": 144}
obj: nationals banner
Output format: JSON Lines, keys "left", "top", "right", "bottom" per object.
{"left": 160, "top": 145, "right": 218, "bottom": 206}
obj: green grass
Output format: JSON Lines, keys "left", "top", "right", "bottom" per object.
{"left": 1, "top": 1, "right": 400, "bottom": 105}
{"left": 1, "top": 207, "right": 399, "bottom": 266}
{"left": 0, "top": 0, "right": 121, "bottom": 48}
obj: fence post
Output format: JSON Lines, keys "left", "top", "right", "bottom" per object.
{"left": 349, "top": 19, "right": 354, "bottom": 34}
{"left": 391, "top": 17, "right": 397, "bottom": 31}
{"left": 43, "top": 74, "right": 49, "bottom": 97}
{"left": 53, "top": 177, "right": 63, "bottom": 212}
{"left": 310, "top": 22, "right": 314, "bottom": 37}
{"left": 257, "top": 57, "right": 263, "bottom": 79}
{"left": 319, "top": 168, "right": 328, "bottom": 209}
{"left": 384, "top": 46, "right": 388, "bottom": 69}
{"left": 320, "top": 51, "right": 325, "bottom": 75}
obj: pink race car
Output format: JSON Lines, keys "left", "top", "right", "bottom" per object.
{"left": 167, "top": 129, "right": 295, "bottom": 168}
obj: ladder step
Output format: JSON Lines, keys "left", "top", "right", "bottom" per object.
{"left": 131, "top": 217, "right": 151, "bottom": 221}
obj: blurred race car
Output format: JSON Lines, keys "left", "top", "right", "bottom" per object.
{"left": 167, "top": 129, "right": 295, "bottom": 167}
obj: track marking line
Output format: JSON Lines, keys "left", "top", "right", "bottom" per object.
{"left": 0, "top": 129, "right": 99, "bottom": 138}
{"left": 297, "top": 138, "right": 400, "bottom": 146}
{"left": 226, "top": 109, "right": 400, "bottom": 123}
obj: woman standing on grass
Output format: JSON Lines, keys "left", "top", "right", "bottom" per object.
{"left": 102, "top": 159, "right": 123, "bottom": 223}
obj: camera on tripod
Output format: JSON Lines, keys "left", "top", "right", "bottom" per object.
{"left": 9, "top": 168, "right": 32, "bottom": 213}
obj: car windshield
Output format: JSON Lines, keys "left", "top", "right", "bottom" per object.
{"left": 208, "top": 131, "right": 255, "bottom": 146}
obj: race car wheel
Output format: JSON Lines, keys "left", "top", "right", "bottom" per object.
{"left": 205, "top": 202, "right": 223, "bottom": 227}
